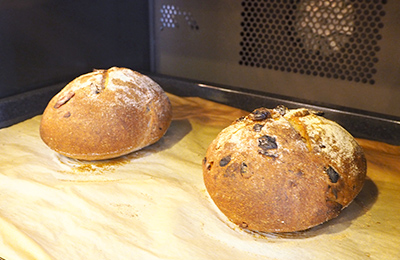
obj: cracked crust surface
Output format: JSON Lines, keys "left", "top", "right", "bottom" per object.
{"left": 40, "top": 67, "right": 172, "bottom": 160}
{"left": 203, "top": 106, "right": 366, "bottom": 233}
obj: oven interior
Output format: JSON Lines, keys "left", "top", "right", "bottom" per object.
{"left": 0, "top": 0, "right": 399, "bottom": 144}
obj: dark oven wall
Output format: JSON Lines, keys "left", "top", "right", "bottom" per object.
{"left": 0, "top": 0, "right": 150, "bottom": 99}
{"left": 152, "top": 0, "right": 400, "bottom": 119}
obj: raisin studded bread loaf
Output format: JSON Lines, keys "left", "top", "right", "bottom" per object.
{"left": 40, "top": 67, "right": 172, "bottom": 160}
{"left": 203, "top": 106, "right": 366, "bottom": 233}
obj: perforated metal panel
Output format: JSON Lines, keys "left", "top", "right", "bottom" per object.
{"left": 153, "top": 0, "right": 400, "bottom": 118}
{"left": 159, "top": 4, "right": 199, "bottom": 30}
{"left": 239, "top": 0, "right": 386, "bottom": 85}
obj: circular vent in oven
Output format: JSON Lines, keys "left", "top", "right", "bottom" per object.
{"left": 239, "top": 0, "right": 387, "bottom": 84}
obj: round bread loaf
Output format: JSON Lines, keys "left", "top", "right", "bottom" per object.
{"left": 202, "top": 106, "right": 366, "bottom": 233}
{"left": 40, "top": 67, "right": 172, "bottom": 160}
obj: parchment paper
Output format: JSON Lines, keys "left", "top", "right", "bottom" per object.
{"left": 0, "top": 94, "right": 399, "bottom": 260}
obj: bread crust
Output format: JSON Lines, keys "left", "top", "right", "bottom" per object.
{"left": 203, "top": 106, "right": 366, "bottom": 233}
{"left": 40, "top": 67, "right": 172, "bottom": 160}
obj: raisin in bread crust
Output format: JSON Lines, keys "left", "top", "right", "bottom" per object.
{"left": 40, "top": 67, "right": 172, "bottom": 160}
{"left": 203, "top": 106, "right": 366, "bottom": 233}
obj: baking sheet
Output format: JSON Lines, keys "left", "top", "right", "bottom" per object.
{"left": 0, "top": 93, "right": 399, "bottom": 260}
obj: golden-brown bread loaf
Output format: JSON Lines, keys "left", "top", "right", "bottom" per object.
{"left": 40, "top": 67, "right": 172, "bottom": 160}
{"left": 202, "top": 106, "right": 367, "bottom": 233}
